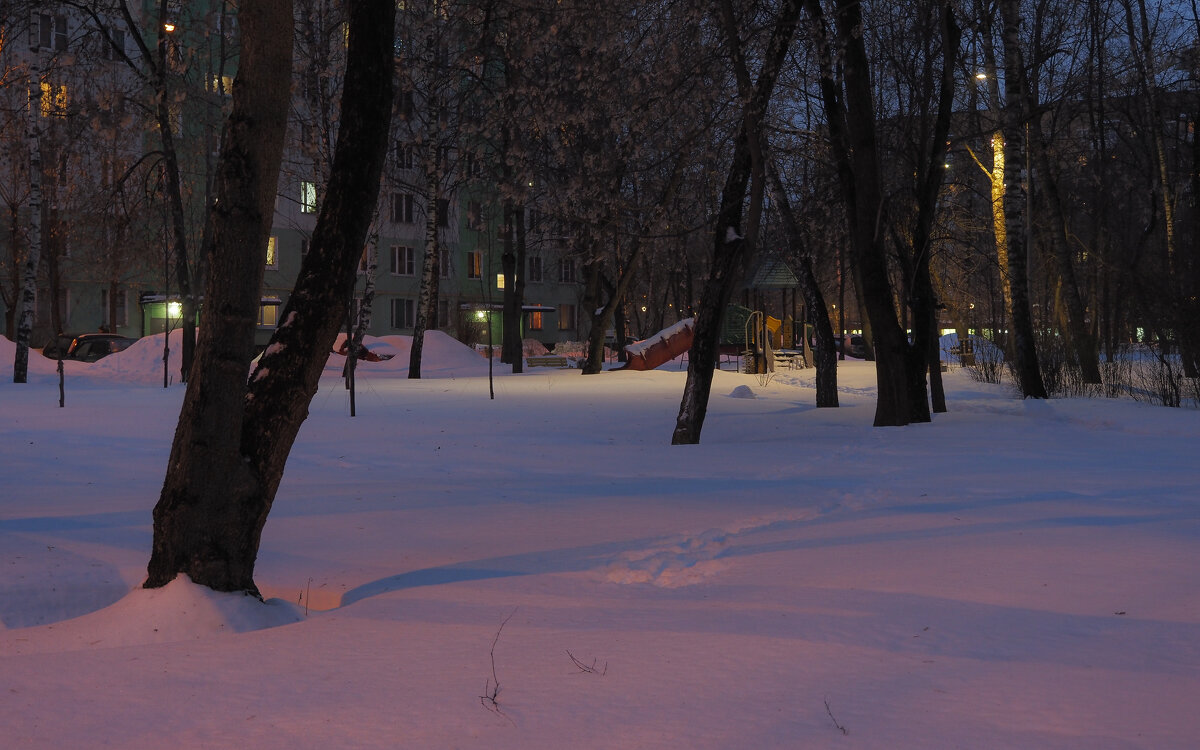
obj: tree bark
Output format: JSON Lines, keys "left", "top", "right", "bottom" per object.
{"left": 13, "top": 56, "right": 43, "bottom": 384}
{"left": 672, "top": 0, "right": 803, "bottom": 444}
{"left": 410, "top": 158, "right": 442, "bottom": 379}
{"left": 765, "top": 161, "right": 838, "bottom": 407}
{"left": 998, "top": 0, "right": 1047, "bottom": 398}
{"left": 804, "top": 0, "right": 914, "bottom": 425}
{"left": 146, "top": 0, "right": 395, "bottom": 594}
{"left": 499, "top": 197, "right": 523, "bottom": 371}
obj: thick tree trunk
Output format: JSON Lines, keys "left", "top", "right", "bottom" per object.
{"left": 806, "top": 0, "right": 913, "bottom": 425}
{"left": 146, "top": 0, "right": 395, "bottom": 594}
{"left": 147, "top": 0, "right": 296, "bottom": 591}
{"left": 998, "top": 0, "right": 1047, "bottom": 398}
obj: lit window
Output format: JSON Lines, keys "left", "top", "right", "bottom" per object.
{"left": 558, "top": 304, "right": 576, "bottom": 331}
{"left": 300, "top": 181, "right": 317, "bottom": 213}
{"left": 466, "top": 250, "right": 482, "bottom": 280}
{"left": 258, "top": 304, "right": 279, "bottom": 327}
{"left": 496, "top": 274, "right": 505, "bottom": 290}
{"left": 266, "top": 236, "right": 278, "bottom": 268}
{"left": 526, "top": 311, "right": 543, "bottom": 331}
{"left": 39, "top": 82, "right": 69, "bottom": 118}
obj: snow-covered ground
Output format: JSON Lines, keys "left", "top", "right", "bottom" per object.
{"left": 2, "top": 331, "right": 1198, "bottom": 749}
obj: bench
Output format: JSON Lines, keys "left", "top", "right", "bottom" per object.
{"left": 526, "top": 355, "right": 571, "bottom": 368}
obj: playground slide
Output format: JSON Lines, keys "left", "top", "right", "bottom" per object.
{"left": 621, "top": 318, "right": 695, "bottom": 370}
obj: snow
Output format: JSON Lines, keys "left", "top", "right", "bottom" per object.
{"left": 2, "top": 333, "right": 1199, "bottom": 749}
{"left": 624, "top": 317, "right": 694, "bottom": 356}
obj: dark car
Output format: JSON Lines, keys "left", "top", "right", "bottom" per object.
{"left": 41, "top": 333, "right": 135, "bottom": 362}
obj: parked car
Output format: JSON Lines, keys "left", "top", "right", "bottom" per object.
{"left": 41, "top": 333, "right": 135, "bottom": 362}
{"left": 833, "top": 334, "right": 867, "bottom": 358}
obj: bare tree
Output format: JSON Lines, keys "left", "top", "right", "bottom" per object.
{"left": 673, "top": 0, "right": 804, "bottom": 444}
{"left": 146, "top": 0, "right": 396, "bottom": 594}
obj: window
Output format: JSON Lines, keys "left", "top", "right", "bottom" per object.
{"left": 300, "top": 181, "right": 317, "bottom": 213}
{"left": 390, "top": 245, "right": 415, "bottom": 276}
{"left": 558, "top": 303, "right": 576, "bottom": 331}
{"left": 37, "top": 14, "right": 67, "bottom": 51}
{"left": 210, "top": 73, "right": 233, "bottom": 95}
{"left": 266, "top": 236, "right": 278, "bottom": 268}
{"left": 100, "top": 289, "right": 127, "bottom": 328}
{"left": 437, "top": 298, "right": 450, "bottom": 328}
{"left": 300, "top": 238, "right": 309, "bottom": 256}
{"left": 558, "top": 257, "right": 576, "bottom": 283}
{"left": 40, "top": 82, "right": 69, "bottom": 118}
{"left": 391, "top": 298, "right": 415, "bottom": 329}
{"left": 466, "top": 250, "right": 482, "bottom": 279}
{"left": 437, "top": 247, "right": 450, "bottom": 278}
{"left": 398, "top": 89, "right": 414, "bottom": 120}
{"left": 258, "top": 303, "right": 280, "bottom": 328}
{"left": 437, "top": 198, "right": 450, "bottom": 228}
{"left": 526, "top": 311, "right": 543, "bottom": 331}
{"left": 496, "top": 274, "right": 505, "bottom": 290}
{"left": 391, "top": 192, "right": 414, "bottom": 223}
{"left": 395, "top": 141, "right": 414, "bottom": 169}
{"left": 103, "top": 27, "right": 125, "bottom": 61}
{"left": 527, "top": 256, "right": 543, "bottom": 283}
{"left": 467, "top": 201, "right": 483, "bottom": 231}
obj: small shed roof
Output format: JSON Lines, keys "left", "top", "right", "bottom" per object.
{"left": 747, "top": 258, "right": 799, "bottom": 289}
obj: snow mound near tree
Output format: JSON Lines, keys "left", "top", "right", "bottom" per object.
{"left": 89, "top": 329, "right": 189, "bottom": 385}
{"left": 329, "top": 331, "right": 489, "bottom": 377}
{"left": 5, "top": 576, "right": 303, "bottom": 655}
{"left": 728, "top": 384, "right": 756, "bottom": 399}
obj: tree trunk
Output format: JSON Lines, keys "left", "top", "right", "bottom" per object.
{"left": 907, "top": 2, "right": 959, "bottom": 416}
{"left": 1031, "top": 145, "right": 1102, "bottom": 383}
{"left": 673, "top": 0, "right": 803, "bottom": 444}
{"left": 806, "top": 0, "right": 914, "bottom": 425}
{"left": 499, "top": 198, "right": 523, "bottom": 371}
{"left": 765, "top": 161, "right": 838, "bottom": 407}
{"left": 410, "top": 159, "right": 442, "bottom": 379}
{"left": 997, "top": 0, "right": 1047, "bottom": 398}
{"left": 14, "top": 59, "right": 43, "bottom": 384}
{"left": 146, "top": 0, "right": 395, "bottom": 594}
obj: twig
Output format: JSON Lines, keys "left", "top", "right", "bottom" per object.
{"left": 566, "top": 650, "right": 608, "bottom": 675}
{"left": 824, "top": 697, "right": 848, "bottom": 735}
{"left": 479, "top": 607, "right": 518, "bottom": 724}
